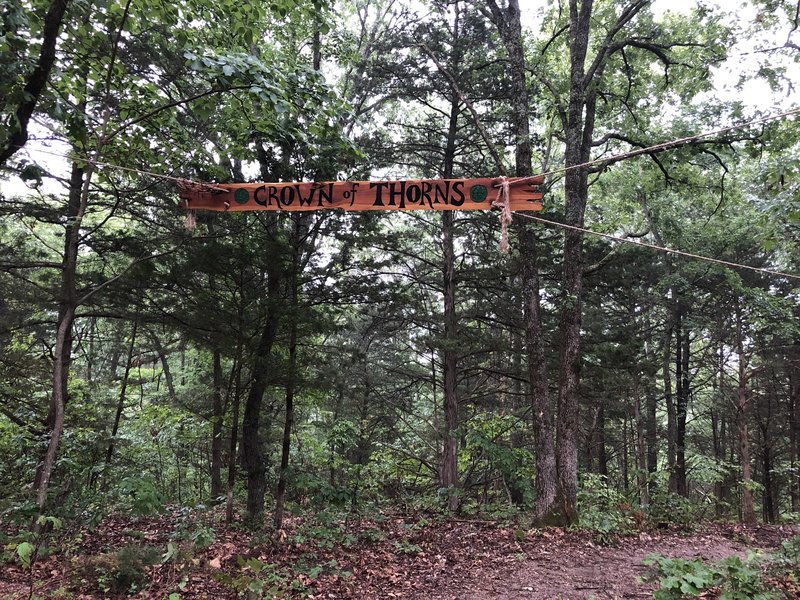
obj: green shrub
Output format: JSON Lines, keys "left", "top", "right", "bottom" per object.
{"left": 643, "top": 552, "right": 776, "bottom": 599}
{"left": 118, "top": 476, "right": 165, "bottom": 515}
{"left": 577, "top": 473, "right": 634, "bottom": 541}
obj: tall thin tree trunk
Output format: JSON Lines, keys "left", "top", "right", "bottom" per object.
{"left": 632, "top": 383, "right": 649, "bottom": 507}
{"left": 790, "top": 368, "right": 800, "bottom": 512}
{"left": 210, "top": 347, "right": 224, "bottom": 499}
{"left": 226, "top": 349, "right": 243, "bottom": 524}
{"left": 98, "top": 318, "right": 138, "bottom": 489}
{"left": 439, "top": 4, "right": 462, "bottom": 512}
{"left": 674, "top": 307, "right": 689, "bottom": 496}
{"left": 596, "top": 404, "right": 608, "bottom": 477}
{"left": 663, "top": 314, "right": 677, "bottom": 492}
{"left": 735, "top": 299, "right": 756, "bottom": 524}
{"left": 150, "top": 332, "right": 176, "bottom": 401}
{"left": 485, "top": 0, "right": 558, "bottom": 522}
{"left": 275, "top": 216, "right": 302, "bottom": 529}
{"left": 35, "top": 160, "right": 93, "bottom": 518}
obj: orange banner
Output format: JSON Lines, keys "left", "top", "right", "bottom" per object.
{"left": 178, "top": 177, "right": 544, "bottom": 212}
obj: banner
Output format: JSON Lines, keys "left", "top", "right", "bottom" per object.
{"left": 178, "top": 177, "right": 544, "bottom": 212}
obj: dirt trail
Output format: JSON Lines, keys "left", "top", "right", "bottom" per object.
{"left": 462, "top": 525, "right": 794, "bottom": 600}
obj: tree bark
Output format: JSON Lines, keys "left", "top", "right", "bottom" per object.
{"left": 483, "top": 0, "right": 559, "bottom": 521}
{"left": 662, "top": 314, "right": 677, "bottom": 491}
{"left": 0, "top": 0, "right": 70, "bottom": 165}
{"left": 553, "top": 0, "right": 596, "bottom": 524}
{"left": 150, "top": 332, "right": 176, "bottom": 401}
{"left": 735, "top": 298, "right": 756, "bottom": 525}
{"left": 98, "top": 318, "right": 137, "bottom": 489}
{"left": 35, "top": 159, "right": 92, "bottom": 516}
{"left": 633, "top": 398, "right": 649, "bottom": 508}
{"left": 790, "top": 366, "right": 800, "bottom": 512}
{"left": 275, "top": 215, "right": 302, "bottom": 529}
{"left": 673, "top": 307, "right": 689, "bottom": 496}
{"left": 441, "top": 208, "right": 459, "bottom": 512}
{"left": 210, "top": 347, "right": 224, "bottom": 499}
{"left": 242, "top": 217, "right": 282, "bottom": 526}
{"left": 438, "top": 3, "right": 462, "bottom": 512}
{"left": 226, "top": 345, "right": 243, "bottom": 524}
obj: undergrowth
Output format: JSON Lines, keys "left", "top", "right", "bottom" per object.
{"left": 643, "top": 535, "right": 800, "bottom": 599}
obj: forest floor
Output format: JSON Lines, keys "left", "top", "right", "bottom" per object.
{"left": 0, "top": 508, "right": 797, "bottom": 599}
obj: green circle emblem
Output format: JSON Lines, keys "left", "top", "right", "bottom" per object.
{"left": 470, "top": 185, "right": 488, "bottom": 202}
{"left": 234, "top": 188, "right": 249, "bottom": 204}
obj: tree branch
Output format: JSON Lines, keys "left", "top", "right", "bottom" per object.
{"left": 0, "top": 0, "right": 70, "bottom": 165}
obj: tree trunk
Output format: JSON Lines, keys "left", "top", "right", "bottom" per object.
{"left": 596, "top": 404, "right": 608, "bottom": 477}
{"left": 790, "top": 367, "right": 800, "bottom": 512}
{"left": 735, "top": 299, "right": 756, "bottom": 525}
{"left": 663, "top": 314, "right": 677, "bottom": 492}
{"left": 210, "top": 347, "right": 224, "bottom": 499}
{"left": 645, "top": 385, "right": 658, "bottom": 493}
{"left": 242, "top": 218, "right": 282, "bottom": 526}
{"left": 760, "top": 424, "right": 775, "bottom": 523}
{"left": 98, "top": 318, "right": 138, "bottom": 489}
{"left": 633, "top": 385, "right": 649, "bottom": 507}
{"left": 439, "top": 5, "right": 462, "bottom": 512}
{"left": 226, "top": 348, "right": 243, "bottom": 524}
{"left": 485, "top": 0, "right": 558, "bottom": 522}
{"left": 275, "top": 216, "right": 302, "bottom": 529}
{"left": 441, "top": 208, "right": 459, "bottom": 512}
{"left": 673, "top": 307, "right": 689, "bottom": 496}
{"left": 554, "top": 0, "right": 597, "bottom": 524}
{"left": 35, "top": 160, "right": 92, "bottom": 517}
{"left": 150, "top": 332, "right": 176, "bottom": 401}
{"left": 0, "top": 0, "right": 69, "bottom": 165}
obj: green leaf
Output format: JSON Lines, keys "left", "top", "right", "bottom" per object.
{"left": 16, "top": 541, "right": 34, "bottom": 568}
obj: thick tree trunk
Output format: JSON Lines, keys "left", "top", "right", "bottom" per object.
{"left": 485, "top": 0, "right": 559, "bottom": 521}
{"left": 522, "top": 227, "right": 558, "bottom": 521}
{"left": 441, "top": 208, "right": 459, "bottom": 512}
{"left": 242, "top": 218, "right": 282, "bottom": 526}
{"left": 210, "top": 347, "right": 224, "bottom": 499}
{"left": 439, "top": 6, "right": 462, "bottom": 511}
{"left": 551, "top": 0, "right": 602, "bottom": 524}
{"left": 275, "top": 216, "right": 302, "bottom": 529}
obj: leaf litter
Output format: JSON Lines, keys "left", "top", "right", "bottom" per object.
{"left": 0, "top": 509, "right": 795, "bottom": 599}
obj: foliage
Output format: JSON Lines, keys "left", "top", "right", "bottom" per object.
{"left": 643, "top": 551, "right": 777, "bottom": 600}
{"left": 118, "top": 476, "right": 166, "bottom": 516}
{"left": 72, "top": 544, "right": 163, "bottom": 595}
{"left": 0, "top": 0, "right": 798, "bottom": 566}
{"left": 576, "top": 474, "right": 635, "bottom": 541}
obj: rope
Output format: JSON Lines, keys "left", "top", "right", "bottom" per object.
{"left": 513, "top": 212, "right": 800, "bottom": 282}
{"left": 491, "top": 176, "right": 512, "bottom": 252}
{"left": 13, "top": 146, "right": 228, "bottom": 192}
